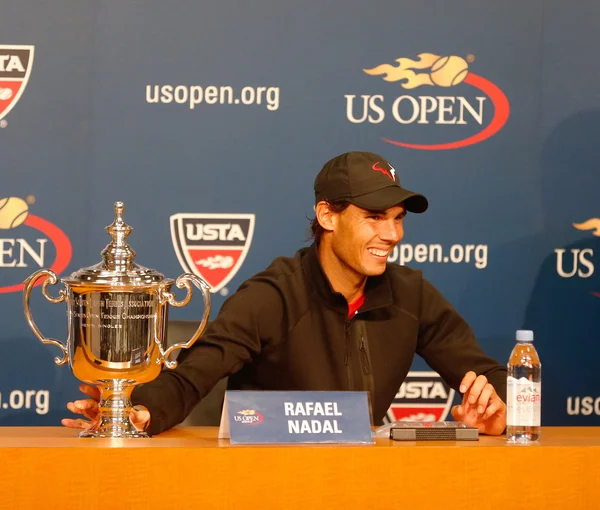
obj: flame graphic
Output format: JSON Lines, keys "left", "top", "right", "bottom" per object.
{"left": 573, "top": 218, "right": 600, "bottom": 236}
{"left": 364, "top": 53, "right": 469, "bottom": 89}
{"left": 238, "top": 409, "right": 256, "bottom": 416}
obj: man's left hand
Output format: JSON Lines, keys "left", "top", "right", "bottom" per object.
{"left": 451, "top": 371, "right": 506, "bottom": 435}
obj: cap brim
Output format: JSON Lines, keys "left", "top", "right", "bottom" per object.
{"left": 347, "top": 186, "right": 428, "bottom": 213}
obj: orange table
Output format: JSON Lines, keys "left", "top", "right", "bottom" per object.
{"left": 1, "top": 426, "right": 599, "bottom": 509}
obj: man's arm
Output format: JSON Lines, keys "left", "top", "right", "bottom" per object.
{"left": 416, "top": 278, "right": 507, "bottom": 403}
{"left": 132, "top": 280, "right": 285, "bottom": 435}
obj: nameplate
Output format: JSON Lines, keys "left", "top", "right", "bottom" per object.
{"left": 218, "top": 391, "right": 374, "bottom": 444}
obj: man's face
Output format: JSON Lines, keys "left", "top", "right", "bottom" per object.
{"left": 329, "top": 203, "right": 406, "bottom": 278}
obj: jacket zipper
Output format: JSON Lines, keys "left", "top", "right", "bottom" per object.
{"left": 344, "top": 320, "right": 354, "bottom": 391}
{"left": 357, "top": 323, "right": 375, "bottom": 415}
{"left": 359, "top": 337, "right": 371, "bottom": 375}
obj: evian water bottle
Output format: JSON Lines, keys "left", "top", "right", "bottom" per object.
{"left": 507, "top": 330, "right": 541, "bottom": 443}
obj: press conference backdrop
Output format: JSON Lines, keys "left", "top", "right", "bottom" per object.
{"left": 1, "top": 0, "right": 599, "bottom": 426}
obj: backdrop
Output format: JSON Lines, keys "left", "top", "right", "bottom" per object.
{"left": 1, "top": 0, "right": 599, "bottom": 426}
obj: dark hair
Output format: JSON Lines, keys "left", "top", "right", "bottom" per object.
{"left": 308, "top": 200, "right": 350, "bottom": 244}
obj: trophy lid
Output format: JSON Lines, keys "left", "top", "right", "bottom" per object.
{"left": 62, "top": 202, "right": 173, "bottom": 287}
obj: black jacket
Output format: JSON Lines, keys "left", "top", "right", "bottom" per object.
{"left": 133, "top": 244, "right": 507, "bottom": 435}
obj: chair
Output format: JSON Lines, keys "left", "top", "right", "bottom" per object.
{"left": 166, "top": 319, "right": 227, "bottom": 426}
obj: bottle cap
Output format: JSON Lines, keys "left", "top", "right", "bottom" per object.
{"left": 516, "top": 330, "right": 534, "bottom": 342}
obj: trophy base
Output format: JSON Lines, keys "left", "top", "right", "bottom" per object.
{"left": 77, "top": 380, "right": 151, "bottom": 438}
{"left": 78, "top": 428, "right": 150, "bottom": 439}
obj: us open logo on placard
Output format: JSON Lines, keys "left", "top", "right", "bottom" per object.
{"left": 170, "top": 213, "right": 255, "bottom": 293}
{"left": 384, "top": 371, "right": 455, "bottom": 423}
{"left": 233, "top": 409, "right": 264, "bottom": 426}
{"left": 345, "top": 52, "right": 510, "bottom": 150}
{"left": 0, "top": 45, "right": 35, "bottom": 123}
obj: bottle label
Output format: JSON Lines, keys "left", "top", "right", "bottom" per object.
{"left": 507, "top": 378, "right": 541, "bottom": 426}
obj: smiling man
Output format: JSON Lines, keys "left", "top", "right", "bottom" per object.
{"left": 63, "top": 151, "right": 507, "bottom": 436}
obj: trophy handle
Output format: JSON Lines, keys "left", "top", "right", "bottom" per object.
{"left": 22, "top": 269, "right": 69, "bottom": 366}
{"left": 157, "top": 273, "right": 211, "bottom": 369}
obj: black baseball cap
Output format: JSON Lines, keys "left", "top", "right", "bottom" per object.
{"left": 314, "top": 151, "right": 428, "bottom": 213}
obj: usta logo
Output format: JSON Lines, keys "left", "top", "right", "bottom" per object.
{"left": 185, "top": 223, "right": 246, "bottom": 242}
{"left": 0, "top": 56, "right": 24, "bottom": 72}
{"left": 397, "top": 380, "right": 449, "bottom": 399}
{"left": 0, "top": 196, "right": 71, "bottom": 294}
{"left": 345, "top": 52, "right": 510, "bottom": 150}
{"left": 0, "top": 45, "right": 35, "bottom": 122}
{"left": 171, "top": 213, "right": 255, "bottom": 293}
{"left": 384, "top": 371, "right": 455, "bottom": 423}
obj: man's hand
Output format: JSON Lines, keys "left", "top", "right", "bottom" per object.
{"left": 61, "top": 384, "right": 151, "bottom": 431}
{"left": 451, "top": 371, "right": 506, "bottom": 435}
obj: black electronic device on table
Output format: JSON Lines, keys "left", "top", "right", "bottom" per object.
{"left": 389, "top": 421, "right": 479, "bottom": 441}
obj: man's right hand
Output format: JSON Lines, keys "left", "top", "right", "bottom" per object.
{"left": 61, "top": 384, "right": 151, "bottom": 431}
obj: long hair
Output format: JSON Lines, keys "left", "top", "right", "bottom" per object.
{"left": 308, "top": 200, "right": 350, "bottom": 244}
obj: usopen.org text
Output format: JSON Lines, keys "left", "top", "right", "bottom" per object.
{"left": 146, "top": 84, "right": 280, "bottom": 111}
{"left": 388, "top": 243, "right": 488, "bottom": 269}
{"left": 0, "top": 389, "right": 49, "bottom": 415}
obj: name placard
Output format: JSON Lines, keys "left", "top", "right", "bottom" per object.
{"left": 218, "top": 391, "right": 374, "bottom": 444}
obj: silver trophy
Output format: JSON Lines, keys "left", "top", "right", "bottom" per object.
{"left": 22, "top": 202, "right": 211, "bottom": 438}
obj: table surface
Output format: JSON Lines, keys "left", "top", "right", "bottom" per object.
{"left": 1, "top": 426, "right": 599, "bottom": 510}
{"left": 0, "top": 425, "right": 598, "bottom": 447}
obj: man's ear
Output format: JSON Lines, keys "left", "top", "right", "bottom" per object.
{"left": 315, "top": 201, "right": 336, "bottom": 232}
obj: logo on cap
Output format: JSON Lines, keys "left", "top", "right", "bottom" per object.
{"left": 170, "top": 213, "right": 255, "bottom": 293}
{"left": 371, "top": 161, "right": 396, "bottom": 182}
{"left": 0, "top": 45, "right": 35, "bottom": 122}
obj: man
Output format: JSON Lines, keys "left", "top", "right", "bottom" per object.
{"left": 63, "top": 151, "right": 507, "bottom": 435}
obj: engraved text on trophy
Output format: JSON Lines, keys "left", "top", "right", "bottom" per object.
{"left": 69, "top": 292, "right": 158, "bottom": 365}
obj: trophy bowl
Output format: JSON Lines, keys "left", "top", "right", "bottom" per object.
{"left": 22, "top": 202, "right": 211, "bottom": 438}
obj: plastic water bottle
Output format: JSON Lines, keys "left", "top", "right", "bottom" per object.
{"left": 506, "top": 330, "right": 541, "bottom": 443}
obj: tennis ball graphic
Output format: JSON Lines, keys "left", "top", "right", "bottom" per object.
{"left": 430, "top": 56, "right": 469, "bottom": 87}
{"left": 0, "top": 197, "right": 30, "bottom": 229}
{"left": 0, "top": 88, "right": 13, "bottom": 101}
